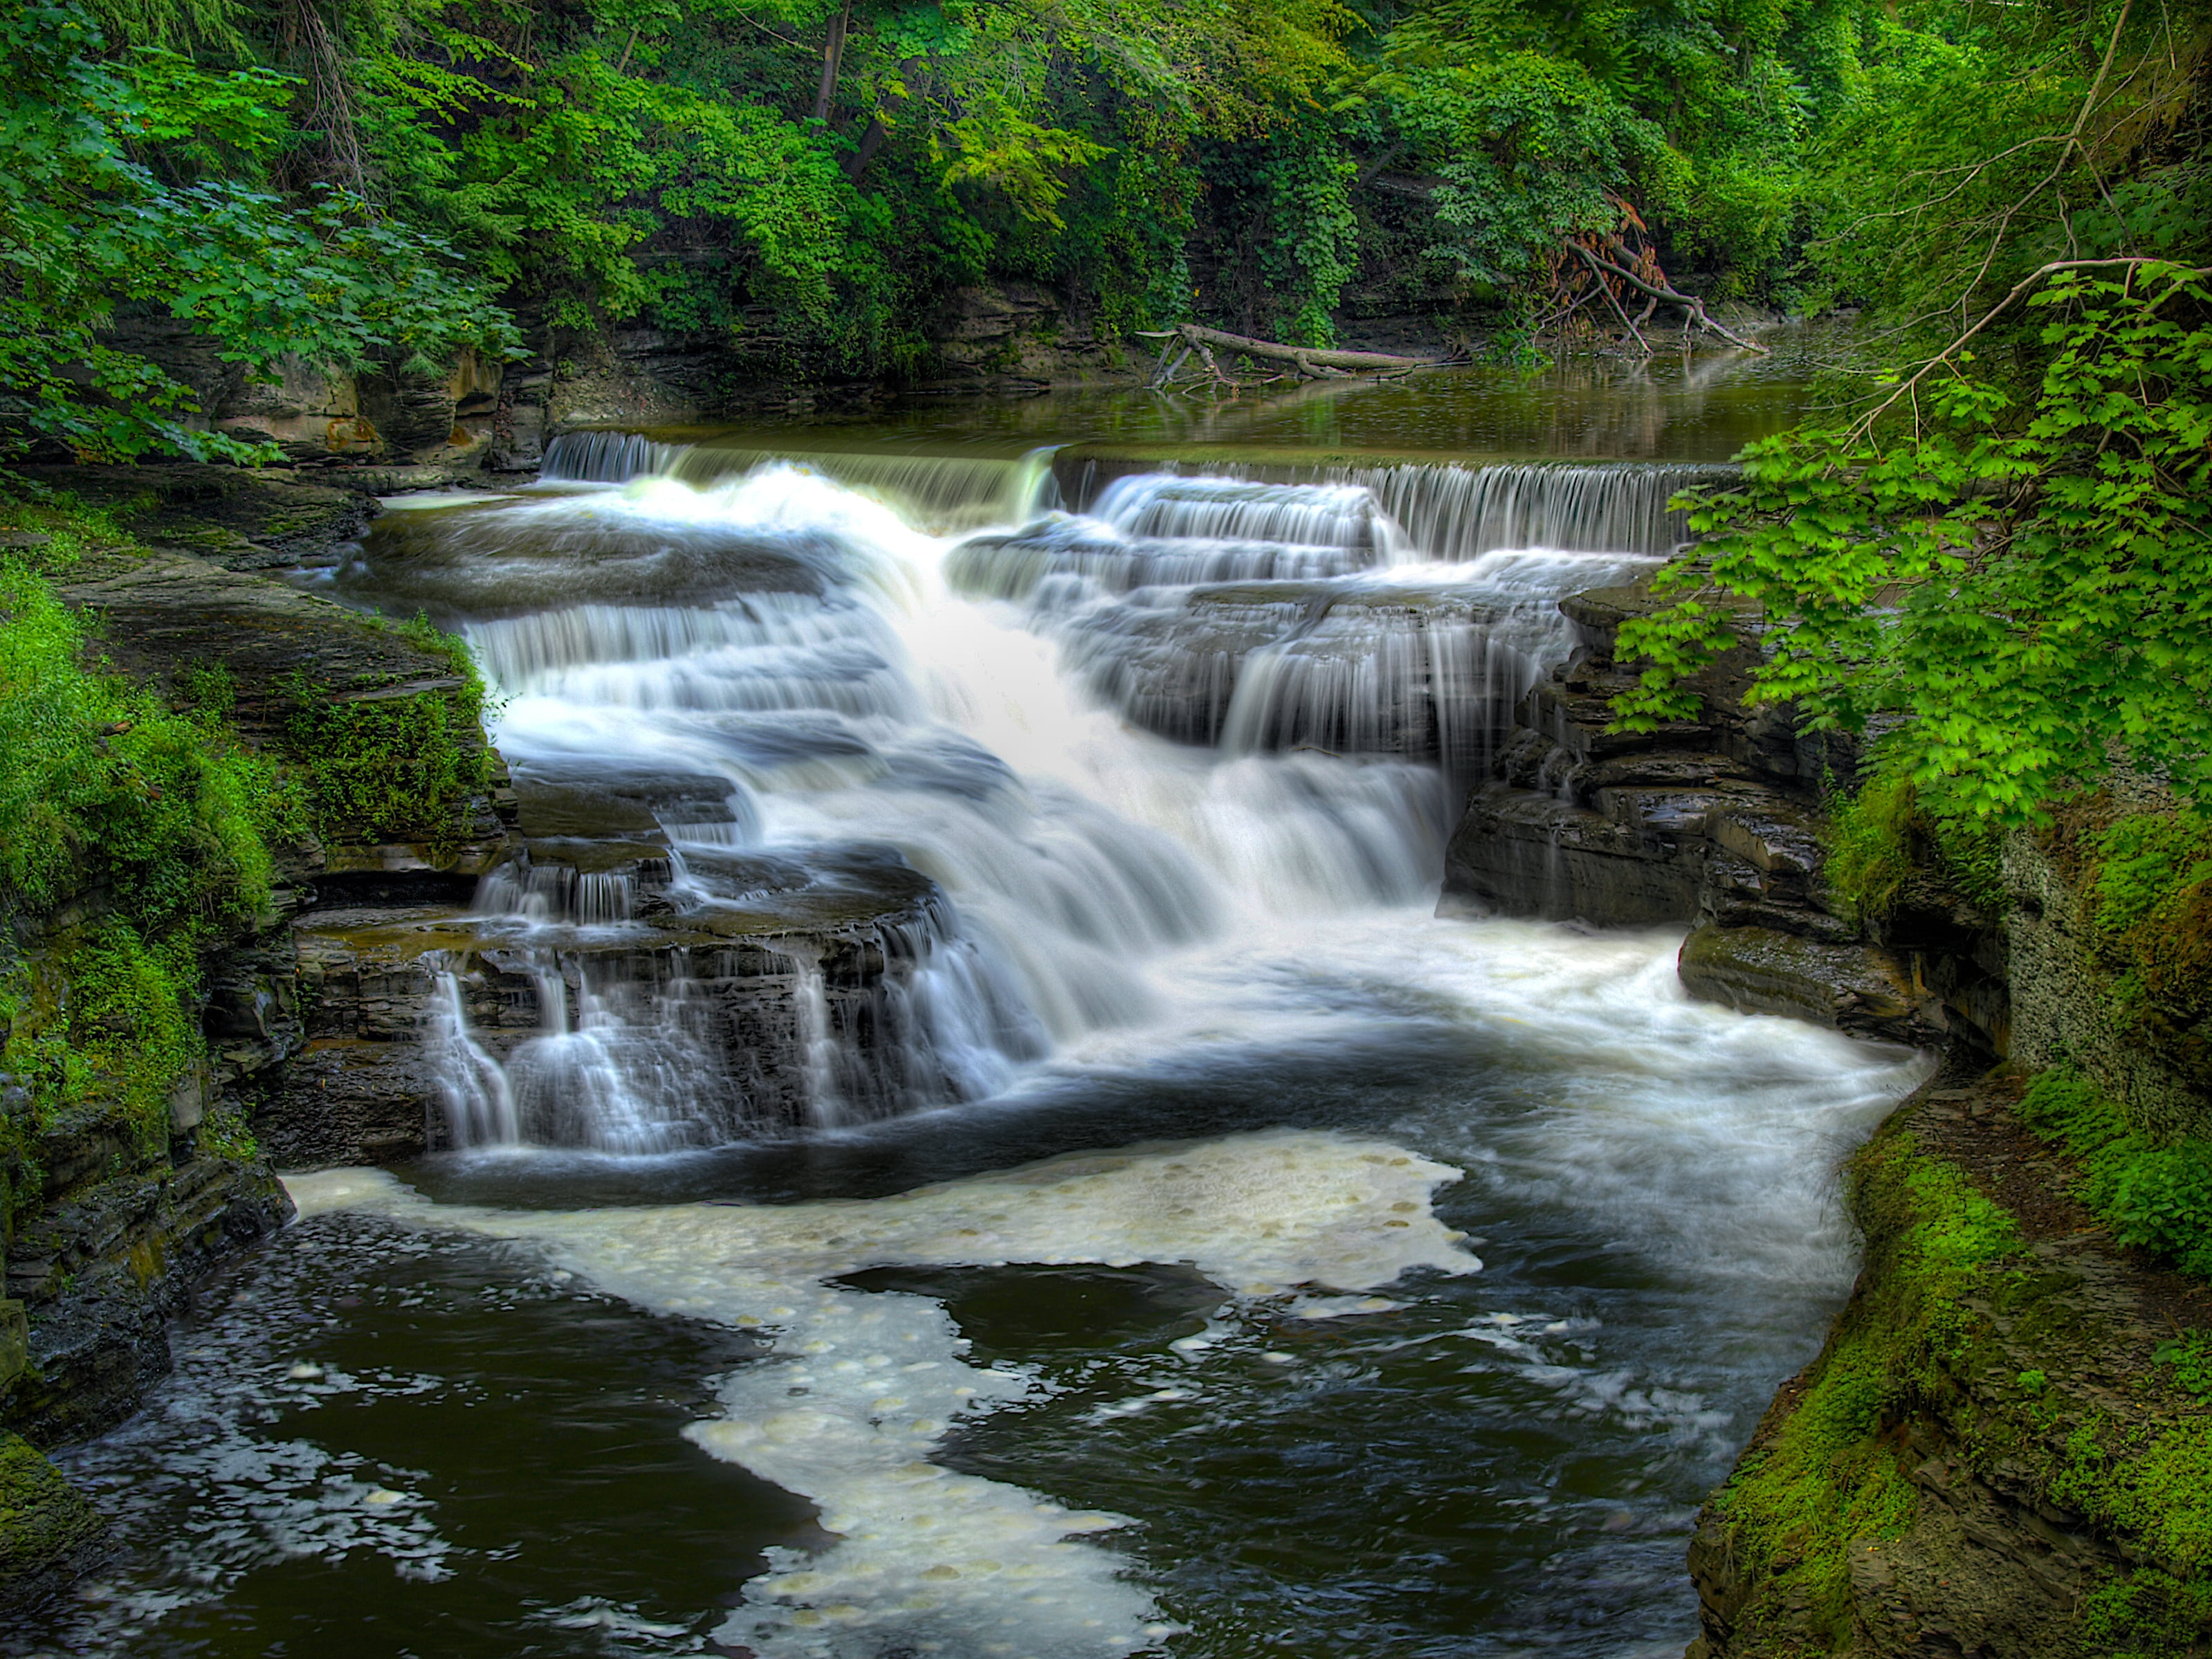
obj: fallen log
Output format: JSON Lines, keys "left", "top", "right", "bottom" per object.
{"left": 1137, "top": 324, "right": 1448, "bottom": 386}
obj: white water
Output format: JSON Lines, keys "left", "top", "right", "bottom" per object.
{"left": 436, "top": 461, "right": 1594, "bottom": 1146}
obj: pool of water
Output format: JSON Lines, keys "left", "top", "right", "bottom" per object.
{"left": 12, "top": 361, "right": 1921, "bottom": 1659}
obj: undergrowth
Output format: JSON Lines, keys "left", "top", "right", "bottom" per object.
{"left": 1822, "top": 767, "right": 2006, "bottom": 924}
{"left": 2016, "top": 1070, "right": 2212, "bottom": 1279}
{"left": 0, "top": 509, "right": 302, "bottom": 1219}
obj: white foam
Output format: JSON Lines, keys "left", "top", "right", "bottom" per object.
{"left": 283, "top": 1128, "right": 1475, "bottom": 1658}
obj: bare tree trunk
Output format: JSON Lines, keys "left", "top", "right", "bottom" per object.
{"left": 814, "top": 2, "right": 850, "bottom": 122}
{"left": 845, "top": 116, "right": 887, "bottom": 181}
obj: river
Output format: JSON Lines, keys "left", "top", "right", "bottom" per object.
{"left": 12, "top": 352, "right": 1925, "bottom": 1659}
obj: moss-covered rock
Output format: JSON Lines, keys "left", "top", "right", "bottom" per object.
{"left": 0, "top": 1431, "right": 106, "bottom": 1611}
{"left": 1688, "top": 1066, "right": 2212, "bottom": 1658}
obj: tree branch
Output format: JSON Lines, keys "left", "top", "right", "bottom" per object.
{"left": 1841, "top": 256, "right": 2211, "bottom": 446}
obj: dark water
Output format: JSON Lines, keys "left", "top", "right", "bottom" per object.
{"left": 607, "top": 336, "right": 1836, "bottom": 466}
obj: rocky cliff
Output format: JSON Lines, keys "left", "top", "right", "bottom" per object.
{"left": 1439, "top": 580, "right": 1993, "bottom": 1052}
{"left": 0, "top": 464, "right": 999, "bottom": 1606}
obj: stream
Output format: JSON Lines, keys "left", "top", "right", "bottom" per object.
{"left": 12, "top": 355, "right": 1926, "bottom": 1659}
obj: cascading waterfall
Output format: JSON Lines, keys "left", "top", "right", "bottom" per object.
{"left": 372, "top": 443, "right": 1679, "bottom": 1152}
{"left": 540, "top": 430, "right": 689, "bottom": 482}
{"left": 673, "top": 441, "right": 1064, "bottom": 531}
{"left": 1066, "top": 457, "right": 1736, "bottom": 557}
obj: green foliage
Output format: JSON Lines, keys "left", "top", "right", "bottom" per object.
{"left": 275, "top": 620, "right": 491, "bottom": 845}
{"left": 0, "top": 557, "right": 284, "bottom": 928}
{"left": 2082, "top": 1568, "right": 2212, "bottom": 1659}
{"left": 2017, "top": 1070, "right": 2212, "bottom": 1278}
{"left": 2152, "top": 1331, "right": 2212, "bottom": 1402}
{"left": 2052, "top": 1415, "right": 2212, "bottom": 1571}
{"left": 1257, "top": 127, "right": 1359, "bottom": 346}
{"left": 1822, "top": 765, "right": 2005, "bottom": 922}
{"left": 1614, "top": 263, "right": 2212, "bottom": 827}
{"left": 0, "top": 1, "right": 518, "bottom": 461}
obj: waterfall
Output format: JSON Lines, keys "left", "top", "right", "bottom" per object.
{"left": 670, "top": 442, "right": 1062, "bottom": 531}
{"left": 1063, "top": 457, "right": 1736, "bottom": 558}
{"left": 365, "top": 446, "right": 1669, "bottom": 1153}
{"left": 954, "top": 473, "right": 1658, "bottom": 781}
{"left": 540, "top": 430, "right": 688, "bottom": 482}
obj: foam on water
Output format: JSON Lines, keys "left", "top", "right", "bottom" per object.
{"left": 286, "top": 1128, "right": 1477, "bottom": 1659}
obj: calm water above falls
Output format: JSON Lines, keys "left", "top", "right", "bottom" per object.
{"left": 17, "top": 366, "right": 1925, "bottom": 1659}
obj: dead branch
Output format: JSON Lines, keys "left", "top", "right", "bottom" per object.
{"left": 1566, "top": 244, "right": 1768, "bottom": 353}
{"left": 1165, "top": 324, "right": 1447, "bottom": 378}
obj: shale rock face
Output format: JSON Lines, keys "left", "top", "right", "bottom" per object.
{"left": 0, "top": 466, "right": 528, "bottom": 1606}
{"left": 1439, "top": 583, "right": 1967, "bottom": 1050}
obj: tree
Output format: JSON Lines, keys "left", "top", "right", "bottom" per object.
{"left": 0, "top": 1, "right": 516, "bottom": 464}
{"left": 1612, "top": 262, "right": 2212, "bottom": 824}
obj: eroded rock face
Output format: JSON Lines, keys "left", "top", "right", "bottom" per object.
{"left": 0, "top": 1431, "right": 108, "bottom": 1612}
{"left": 1438, "top": 580, "right": 1971, "bottom": 1050}
{"left": 264, "top": 842, "right": 966, "bottom": 1165}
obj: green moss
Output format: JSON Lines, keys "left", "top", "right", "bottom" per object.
{"left": 194, "top": 1105, "right": 258, "bottom": 1163}
{"left": 1712, "top": 1128, "right": 2022, "bottom": 1645}
{"left": 0, "top": 512, "right": 297, "bottom": 1224}
{"left": 0, "top": 1430, "right": 104, "bottom": 1589}
{"left": 2085, "top": 1568, "right": 2212, "bottom": 1659}
{"left": 274, "top": 614, "right": 491, "bottom": 847}
{"left": 0, "top": 556, "right": 289, "bottom": 926}
{"left": 2053, "top": 1414, "right": 2212, "bottom": 1570}
{"left": 2017, "top": 1070, "right": 2212, "bottom": 1279}
{"left": 2064, "top": 809, "right": 2212, "bottom": 1085}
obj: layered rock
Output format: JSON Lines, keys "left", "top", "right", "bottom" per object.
{"left": 1439, "top": 582, "right": 1970, "bottom": 1050}
{"left": 0, "top": 470, "right": 522, "bottom": 1606}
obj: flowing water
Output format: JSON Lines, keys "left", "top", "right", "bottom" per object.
{"left": 15, "top": 358, "right": 1925, "bottom": 1659}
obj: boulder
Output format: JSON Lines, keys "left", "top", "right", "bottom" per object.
{"left": 1678, "top": 923, "right": 1946, "bottom": 1048}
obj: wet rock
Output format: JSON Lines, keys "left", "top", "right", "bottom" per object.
{"left": 1442, "top": 783, "right": 1703, "bottom": 925}
{"left": 1677, "top": 924, "right": 1945, "bottom": 1048}
{"left": 261, "top": 844, "right": 968, "bottom": 1162}
{"left": 214, "top": 355, "right": 380, "bottom": 464}
{"left": 1439, "top": 571, "right": 2003, "bottom": 1051}
{"left": 6, "top": 1148, "right": 291, "bottom": 1443}
{"left": 15, "top": 464, "right": 370, "bottom": 574}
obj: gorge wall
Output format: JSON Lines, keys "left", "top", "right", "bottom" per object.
{"left": 4, "top": 446, "right": 2204, "bottom": 1653}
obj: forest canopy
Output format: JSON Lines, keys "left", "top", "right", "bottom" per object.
{"left": 3, "top": 0, "right": 2117, "bottom": 455}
